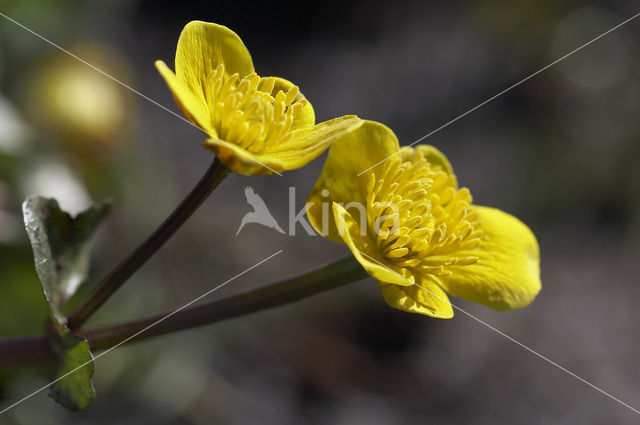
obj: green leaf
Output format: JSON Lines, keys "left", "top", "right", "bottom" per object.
{"left": 22, "top": 196, "right": 111, "bottom": 322}
{"left": 47, "top": 327, "right": 96, "bottom": 410}
{"left": 22, "top": 196, "right": 110, "bottom": 410}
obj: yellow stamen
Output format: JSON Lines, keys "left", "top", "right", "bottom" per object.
{"left": 366, "top": 152, "right": 482, "bottom": 277}
{"left": 204, "top": 64, "right": 307, "bottom": 153}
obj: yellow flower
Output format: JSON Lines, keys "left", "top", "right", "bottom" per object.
{"left": 307, "top": 121, "right": 541, "bottom": 318}
{"left": 155, "top": 21, "right": 362, "bottom": 175}
{"left": 29, "top": 44, "right": 134, "bottom": 158}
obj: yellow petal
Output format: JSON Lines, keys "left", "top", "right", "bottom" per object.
{"left": 379, "top": 276, "right": 454, "bottom": 318}
{"left": 203, "top": 137, "right": 279, "bottom": 176}
{"left": 333, "top": 203, "right": 413, "bottom": 286}
{"left": 438, "top": 206, "right": 541, "bottom": 310}
{"left": 307, "top": 120, "right": 400, "bottom": 242}
{"left": 260, "top": 115, "right": 363, "bottom": 168}
{"left": 266, "top": 76, "right": 315, "bottom": 131}
{"left": 175, "top": 21, "right": 254, "bottom": 105}
{"left": 399, "top": 144, "right": 454, "bottom": 175}
{"left": 155, "top": 60, "right": 214, "bottom": 135}
{"left": 203, "top": 116, "right": 361, "bottom": 176}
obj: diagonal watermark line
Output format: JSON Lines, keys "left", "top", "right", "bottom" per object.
{"left": 0, "top": 11, "right": 284, "bottom": 176}
{"left": 357, "top": 250, "right": 640, "bottom": 415}
{"left": 0, "top": 249, "right": 283, "bottom": 415}
{"left": 357, "top": 11, "right": 640, "bottom": 177}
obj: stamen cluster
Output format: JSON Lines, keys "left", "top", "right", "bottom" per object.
{"left": 205, "top": 64, "right": 307, "bottom": 153}
{"left": 366, "top": 153, "right": 482, "bottom": 278}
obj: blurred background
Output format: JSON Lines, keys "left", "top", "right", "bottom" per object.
{"left": 1, "top": 0, "right": 640, "bottom": 423}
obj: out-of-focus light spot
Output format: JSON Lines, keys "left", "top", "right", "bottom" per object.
{"left": 27, "top": 43, "right": 135, "bottom": 160}
{"left": 51, "top": 66, "right": 126, "bottom": 141}
{"left": 23, "top": 161, "right": 91, "bottom": 215}
{"left": 551, "top": 7, "right": 630, "bottom": 90}
{"left": 0, "top": 96, "right": 31, "bottom": 155}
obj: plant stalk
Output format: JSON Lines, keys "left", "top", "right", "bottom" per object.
{"left": 0, "top": 256, "right": 368, "bottom": 365}
{"left": 67, "top": 157, "right": 230, "bottom": 330}
{"left": 0, "top": 336, "right": 54, "bottom": 366}
{"left": 80, "top": 256, "right": 368, "bottom": 350}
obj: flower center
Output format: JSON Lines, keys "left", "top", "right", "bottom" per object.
{"left": 204, "top": 64, "right": 307, "bottom": 154}
{"left": 365, "top": 153, "right": 482, "bottom": 277}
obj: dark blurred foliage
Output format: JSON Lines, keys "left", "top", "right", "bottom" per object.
{"left": 1, "top": 0, "right": 640, "bottom": 424}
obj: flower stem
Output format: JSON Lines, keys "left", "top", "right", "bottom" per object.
{"left": 0, "top": 256, "right": 367, "bottom": 365}
{"left": 0, "top": 335, "right": 54, "bottom": 366}
{"left": 80, "top": 256, "right": 368, "bottom": 351}
{"left": 67, "top": 157, "right": 230, "bottom": 330}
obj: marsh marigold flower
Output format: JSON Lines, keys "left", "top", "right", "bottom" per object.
{"left": 307, "top": 121, "right": 541, "bottom": 318}
{"left": 155, "top": 21, "right": 362, "bottom": 175}
{"left": 29, "top": 44, "right": 133, "bottom": 158}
